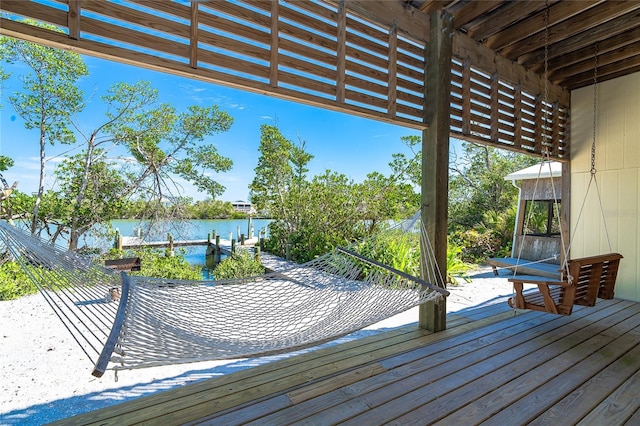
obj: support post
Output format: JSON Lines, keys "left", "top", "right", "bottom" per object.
{"left": 114, "top": 229, "right": 122, "bottom": 250}
{"left": 419, "top": 10, "right": 453, "bottom": 333}
{"left": 215, "top": 235, "right": 221, "bottom": 263}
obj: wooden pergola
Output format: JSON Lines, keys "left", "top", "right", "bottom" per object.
{"left": 2, "top": 0, "right": 640, "bottom": 331}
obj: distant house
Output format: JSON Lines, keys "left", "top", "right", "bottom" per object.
{"left": 231, "top": 200, "right": 255, "bottom": 215}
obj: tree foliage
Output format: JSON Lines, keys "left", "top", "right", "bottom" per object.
{"left": 186, "top": 199, "right": 245, "bottom": 219}
{"left": 448, "top": 142, "right": 537, "bottom": 261}
{"left": 0, "top": 260, "right": 37, "bottom": 300}
{"left": 1, "top": 40, "right": 235, "bottom": 249}
{"left": 0, "top": 25, "right": 88, "bottom": 234}
{"left": 250, "top": 125, "right": 420, "bottom": 263}
{"left": 54, "top": 80, "right": 234, "bottom": 249}
{"left": 0, "top": 156, "right": 13, "bottom": 172}
{"left": 54, "top": 149, "right": 130, "bottom": 247}
{"left": 106, "top": 248, "right": 202, "bottom": 280}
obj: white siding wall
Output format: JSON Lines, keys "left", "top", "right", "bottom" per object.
{"left": 571, "top": 72, "right": 640, "bottom": 302}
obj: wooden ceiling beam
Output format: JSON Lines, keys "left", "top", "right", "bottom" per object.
{"left": 547, "top": 27, "right": 640, "bottom": 75}
{"left": 521, "top": 8, "right": 640, "bottom": 68}
{"left": 551, "top": 40, "right": 640, "bottom": 84}
{"left": 485, "top": 0, "right": 602, "bottom": 52}
{"left": 465, "top": 0, "right": 546, "bottom": 41}
{"left": 500, "top": 1, "right": 640, "bottom": 60}
{"left": 450, "top": 1, "right": 502, "bottom": 29}
{"left": 418, "top": 0, "right": 454, "bottom": 14}
{"left": 564, "top": 55, "right": 640, "bottom": 90}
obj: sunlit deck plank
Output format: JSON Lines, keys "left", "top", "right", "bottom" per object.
{"left": 137, "top": 310, "right": 517, "bottom": 425}
{"left": 56, "top": 297, "right": 640, "bottom": 426}
{"left": 333, "top": 300, "right": 634, "bottom": 425}
{"left": 215, "top": 309, "right": 543, "bottom": 425}
{"left": 532, "top": 332, "right": 640, "bottom": 425}
{"left": 427, "top": 300, "right": 640, "bottom": 425}
{"left": 576, "top": 359, "right": 640, "bottom": 425}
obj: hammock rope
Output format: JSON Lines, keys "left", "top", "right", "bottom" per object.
{"left": 0, "top": 220, "right": 447, "bottom": 377}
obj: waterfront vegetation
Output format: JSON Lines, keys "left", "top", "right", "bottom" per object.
{"left": 105, "top": 248, "right": 203, "bottom": 281}
{"left": 0, "top": 35, "right": 538, "bottom": 300}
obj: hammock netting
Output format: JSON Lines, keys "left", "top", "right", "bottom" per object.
{"left": 0, "top": 221, "right": 447, "bottom": 377}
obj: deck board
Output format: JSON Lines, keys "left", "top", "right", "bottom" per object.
{"left": 431, "top": 301, "right": 640, "bottom": 426}
{"left": 485, "top": 312, "right": 640, "bottom": 425}
{"left": 428, "top": 301, "right": 636, "bottom": 425}
{"left": 56, "top": 297, "right": 640, "bottom": 426}
{"left": 578, "top": 363, "right": 640, "bottom": 425}
{"left": 531, "top": 331, "right": 640, "bottom": 425}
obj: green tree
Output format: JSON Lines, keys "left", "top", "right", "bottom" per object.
{"left": 53, "top": 149, "right": 129, "bottom": 248}
{"left": 249, "top": 124, "right": 312, "bottom": 223}
{"left": 187, "top": 199, "right": 237, "bottom": 219}
{"left": 0, "top": 156, "right": 13, "bottom": 173}
{"left": 448, "top": 142, "right": 537, "bottom": 261}
{"left": 104, "top": 83, "right": 234, "bottom": 222}
{"left": 357, "top": 136, "right": 422, "bottom": 232}
{"left": 251, "top": 125, "right": 423, "bottom": 262}
{"left": 286, "top": 170, "right": 363, "bottom": 261}
{"left": 0, "top": 29, "right": 88, "bottom": 235}
{"left": 20, "top": 78, "right": 234, "bottom": 250}
{"left": 214, "top": 248, "right": 264, "bottom": 280}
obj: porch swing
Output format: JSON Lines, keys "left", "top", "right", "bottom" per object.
{"left": 507, "top": 34, "right": 623, "bottom": 316}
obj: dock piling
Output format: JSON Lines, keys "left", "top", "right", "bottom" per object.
{"left": 166, "top": 233, "right": 175, "bottom": 257}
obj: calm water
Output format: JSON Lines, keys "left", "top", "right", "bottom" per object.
{"left": 105, "top": 218, "right": 272, "bottom": 267}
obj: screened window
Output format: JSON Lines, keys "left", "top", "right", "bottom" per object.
{"left": 522, "top": 200, "right": 561, "bottom": 236}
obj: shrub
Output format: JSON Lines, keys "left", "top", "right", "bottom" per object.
{"left": 214, "top": 248, "right": 265, "bottom": 280}
{"left": 105, "top": 248, "right": 202, "bottom": 280}
{"left": 353, "top": 230, "right": 472, "bottom": 286}
{"left": 0, "top": 260, "right": 38, "bottom": 300}
{"left": 446, "top": 243, "right": 472, "bottom": 285}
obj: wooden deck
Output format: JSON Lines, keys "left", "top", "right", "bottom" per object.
{"left": 56, "top": 296, "right": 640, "bottom": 425}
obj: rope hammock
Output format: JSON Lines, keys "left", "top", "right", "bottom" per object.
{"left": 0, "top": 220, "right": 448, "bottom": 377}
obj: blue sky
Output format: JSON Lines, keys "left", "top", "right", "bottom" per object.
{"left": 1, "top": 55, "right": 423, "bottom": 202}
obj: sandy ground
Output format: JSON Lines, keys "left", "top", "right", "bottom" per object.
{"left": 0, "top": 266, "right": 515, "bottom": 425}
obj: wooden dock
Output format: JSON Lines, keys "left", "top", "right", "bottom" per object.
{"left": 119, "top": 236, "right": 258, "bottom": 250}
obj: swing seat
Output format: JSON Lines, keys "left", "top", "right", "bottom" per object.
{"left": 507, "top": 253, "right": 623, "bottom": 315}
{"left": 487, "top": 257, "right": 560, "bottom": 279}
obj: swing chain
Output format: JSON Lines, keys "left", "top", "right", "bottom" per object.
{"left": 591, "top": 43, "right": 599, "bottom": 176}
{"left": 543, "top": 0, "right": 550, "bottom": 144}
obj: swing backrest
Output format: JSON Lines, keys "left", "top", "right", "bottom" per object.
{"left": 565, "top": 252, "right": 623, "bottom": 304}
